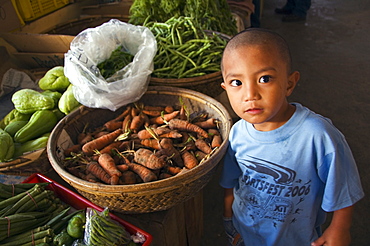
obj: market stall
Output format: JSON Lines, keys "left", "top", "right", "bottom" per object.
{"left": 0, "top": 0, "right": 238, "bottom": 244}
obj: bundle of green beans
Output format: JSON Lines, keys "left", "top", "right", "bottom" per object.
{"left": 84, "top": 208, "right": 131, "bottom": 246}
{"left": 129, "top": 0, "right": 237, "bottom": 36}
{"left": 144, "top": 16, "right": 227, "bottom": 79}
{"left": 0, "top": 183, "right": 71, "bottom": 244}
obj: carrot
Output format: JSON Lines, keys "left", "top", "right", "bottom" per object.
{"left": 211, "top": 134, "right": 223, "bottom": 148}
{"left": 149, "top": 111, "right": 180, "bottom": 124}
{"left": 93, "top": 131, "right": 110, "bottom": 139}
{"left": 116, "top": 164, "right": 129, "bottom": 172}
{"left": 137, "top": 127, "right": 181, "bottom": 139}
{"left": 104, "top": 120, "right": 123, "bottom": 131}
{"left": 168, "top": 118, "right": 209, "bottom": 138}
{"left": 64, "top": 144, "right": 81, "bottom": 156}
{"left": 181, "top": 132, "right": 197, "bottom": 151}
{"left": 112, "top": 105, "right": 132, "bottom": 122}
{"left": 122, "top": 114, "right": 132, "bottom": 133}
{"left": 181, "top": 150, "right": 199, "bottom": 169}
{"left": 140, "top": 138, "right": 161, "bottom": 150}
{"left": 78, "top": 132, "right": 93, "bottom": 145}
{"left": 130, "top": 113, "right": 146, "bottom": 133}
{"left": 99, "top": 141, "right": 123, "bottom": 155}
{"left": 195, "top": 150, "right": 207, "bottom": 162}
{"left": 195, "top": 138, "right": 212, "bottom": 154}
{"left": 159, "top": 138, "right": 184, "bottom": 167}
{"left": 143, "top": 105, "right": 165, "bottom": 111}
{"left": 82, "top": 128, "right": 122, "bottom": 155}
{"left": 110, "top": 174, "right": 120, "bottom": 185}
{"left": 119, "top": 170, "right": 137, "bottom": 184}
{"left": 86, "top": 161, "right": 111, "bottom": 184}
{"left": 134, "top": 148, "right": 167, "bottom": 170}
{"left": 142, "top": 110, "right": 162, "bottom": 117}
{"left": 67, "top": 166, "right": 86, "bottom": 179}
{"left": 165, "top": 165, "right": 182, "bottom": 175}
{"left": 85, "top": 173, "right": 99, "bottom": 183}
{"left": 194, "top": 118, "right": 218, "bottom": 129}
{"left": 164, "top": 106, "right": 174, "bottom": 113}
{"left": 179, "top": 104, "right": 187, "bottom": 120}
{"left": 98, "top": 153, "right": 122, "bottom": 177}
{"left": 127, "top": 162, "right": 158, "bottom": 182}
{"left": 159, "top": 172, "right": 173, "bottom": 179}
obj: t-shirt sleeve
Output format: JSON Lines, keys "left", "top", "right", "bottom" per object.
{"left": 219, "top": 144, "right": 242, "bottom": 189}
{"left": 318, "top": 135, "right": 364, "bottom": 212}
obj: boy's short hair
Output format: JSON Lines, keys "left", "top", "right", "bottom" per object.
{"left": 223, "top": 28, "right": 293, "bottom": 73}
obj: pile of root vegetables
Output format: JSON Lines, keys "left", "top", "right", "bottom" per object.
{"left": 63, "top": 100, "right": 223, "bottom": 185}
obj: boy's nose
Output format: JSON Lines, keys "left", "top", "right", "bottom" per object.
{"left": 243, "top": 84, "right": 259, "bottom": 101}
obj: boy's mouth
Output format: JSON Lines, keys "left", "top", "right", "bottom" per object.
{"left": 245, "top": 108, "right": 263, "bottom": 115}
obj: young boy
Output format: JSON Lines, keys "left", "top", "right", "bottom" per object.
{"left": 219, "top": 28, "right": 364, "bottom": 246}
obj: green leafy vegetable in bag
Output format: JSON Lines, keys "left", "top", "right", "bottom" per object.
{"left": 38, "top": 66, "right": 70, "bottom": 92}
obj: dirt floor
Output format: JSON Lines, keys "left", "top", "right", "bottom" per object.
{"left": 201, "top": 0, "right": 370, "bottom": 245}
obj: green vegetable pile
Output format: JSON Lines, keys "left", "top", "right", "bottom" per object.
{"left": 144, "top": 16, "right": 227, "bottom": 79}
{"left": 0, "top": 66, "right": 81, "bottom": 162}
{"left": 129, "top": 0, "right": 237, "bottom": 36}
{"left": 0, "top": 182, "right": 141, "bottom": 246}
{"left": 97, "top": 46, "right": 134, "bottom": 79}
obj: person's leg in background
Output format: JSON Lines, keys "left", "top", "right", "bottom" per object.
{"left": 275, "top": 0, "right": 311, "bottom": 22}
{"left": 227, "top": 0, "right": 255, "bottom": 31}
{"left": 250, "top": 0, "right": 261, "bottom": 27}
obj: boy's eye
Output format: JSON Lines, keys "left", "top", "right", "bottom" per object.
{"left": 259, "top": 75, "right": 271, "bottom": 83}
{"left": 230, "top": 79, "right": 242, "bottom": 87}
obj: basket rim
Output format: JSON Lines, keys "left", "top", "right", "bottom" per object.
{"left": 47, "top": 86, "right": 232, "bottom": 194}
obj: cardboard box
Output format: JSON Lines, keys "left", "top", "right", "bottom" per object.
{"left": 0, "top": 0, "right": 24, "bottom": 32}
{"left": 0, "top": 0, "right": 132, "bottom": 69}
{"left": 0, "top": 32, "right": 73, "bottom": 68}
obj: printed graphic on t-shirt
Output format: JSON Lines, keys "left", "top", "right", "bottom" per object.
{"left": 237, "top": 156, "right": 311, "bottom": 226}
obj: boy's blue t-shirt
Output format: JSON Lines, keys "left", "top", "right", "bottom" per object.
{"left": 220, "top": 103, "right": 364, "bottom": 246}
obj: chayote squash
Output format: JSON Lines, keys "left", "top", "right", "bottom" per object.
{"left": 13, "top": 133, "right": 50, "bottom": 158}
{"left": 0, "top": 109, "right": 31, "bottom": 129}
{"left": 67, "top": 211, "right": 86, "bottom": 239}
{"left": 53, "top": 229, "right": 75, "bottom": 246}
{"left": 13, "top": 110, "right": 57, "bottom": 143}
{"left": 41, "top": 90, "right": 62, "bottom": 106}
{"left": 0, "top": 128, "right": 14, "bottom": 162}
{"left": 58, "top": 84, "right": 81, "bottom": 115}
{"left": 4, "top": 120, "right": 28, "bottom": 137}
{"left": 12, "top": 89, "right": 55, "bottom": 114}
{"left": 38, "top": 66, "right": 70, "bottom": 92}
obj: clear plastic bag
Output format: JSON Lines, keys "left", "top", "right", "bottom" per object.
{"left": 64, "top": 19, "right": 157, "bottom": 111}
{"left": 83, "top": 207, "right": 131, "bottom": 246}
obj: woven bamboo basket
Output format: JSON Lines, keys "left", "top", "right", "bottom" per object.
{"left": 47, "top": 86, "right": 232, "bottom": 214}
{"left": 149, "top": 31, "right": 231, "bottom": 98}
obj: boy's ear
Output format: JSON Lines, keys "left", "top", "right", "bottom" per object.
{"left": 286, "top": 71, "right": 300, "bottom": 96}
{"left": 221, "top": 82, "right": 226, "bottom": 90}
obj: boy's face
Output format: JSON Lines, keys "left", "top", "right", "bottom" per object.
{"left": 221, "top": 44, "right": 299, "bottom": 131}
